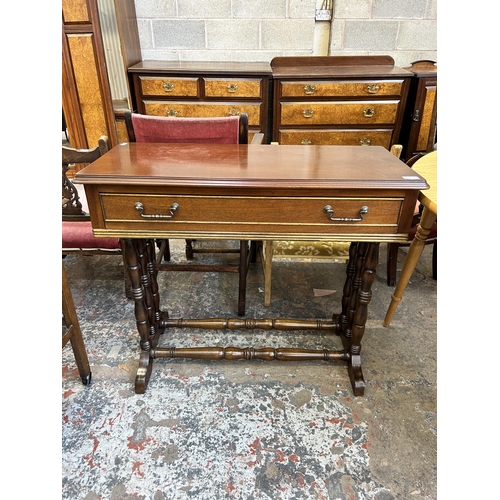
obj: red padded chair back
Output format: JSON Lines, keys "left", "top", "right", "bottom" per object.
{"left": 130, "top": 114, "right": 241, "bottom": 144}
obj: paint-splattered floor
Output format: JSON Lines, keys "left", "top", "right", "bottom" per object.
{"left": 62, "top": 241, "right": 437, "bottom": 499}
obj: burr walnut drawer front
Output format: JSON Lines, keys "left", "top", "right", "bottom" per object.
{"left": 138, "top": 76, "right": 200, "bottom": 97}
{"left": 280, "top": 101, "right": 400, "bottom": 126}
{"left": 203, "top": 78, "right": 263, "bottom": 98}
{"left": 278, "top": 129, "right": 393, "bottom": 147}
{"left": 279, "top": 80, "right": 404, "bottom": 98}
{"left": 98, "top": 193, "right": 405, "bottom": 235}
{"left": 142, "top": 101, "right": 262, "bottom": 124}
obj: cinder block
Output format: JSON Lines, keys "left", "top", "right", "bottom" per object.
{"left": 289, "top": 0, "right": 316, "bottom": 19}
{"left": 397, "top": 21, "right": 437, "bottom": 50}
{"left": 232, "top": 0, "right": 286, "bottom": 19}
{"left": 181, "top": 50, "right": 234, "bottom": 62}
{"left": 262, "top": 20, "right": 315, "bottom": 50}
{"left": 178, "top": 0, "right": 232, "bottom": 19}
{"left": 344, "top": 21, "right": 399, "bottom": 50}
{"left": 141, "top": 50, "right": 179, "bottom": 62}
{"left": 334, "top": 0, "right": 372, "bottom": 19}
{"left": 329, "top": 19, "right": 345, "bottom": 51}
{"left": 373, "top": 0, "right": 427, "bottom": 19}
{"left": 134, "top": 0, "right": 176, "bottom": 18}
{"left": 426, "top": 0, "right": 437, "bottom": 19}
{"left": 152, "top": 20, "right": 206, "bottom": 49}
{"left": 206, "top": 20, "right": 260, "bottom": 50}
{"left": 137, "top": 19, "right": 153, "bottom": 50}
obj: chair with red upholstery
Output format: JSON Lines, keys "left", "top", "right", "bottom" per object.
{"left": 124, "top": 111, "right": 263, "bottom": 316}
{"left": 62, "top": 136, "right": 131, "bottom": 298}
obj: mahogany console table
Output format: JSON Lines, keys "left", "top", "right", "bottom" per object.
{"left": 76, "top": 143, "right": 427, "bottom": 396}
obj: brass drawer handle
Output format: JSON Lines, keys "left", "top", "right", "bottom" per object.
{"left": 227, "top": 84, "right": 238, "bottom": 93}
{"left": 302, "top": 109, "right": 314, "bottom": 118}
{"left": 228, "top": 108, "right": 240, "bottom": 116}
{"left": 363, "top": 108, "right": 375, "bottom": 118}
{"left": 360, "top": 138, "right": 371, "bottom": 146}
{"left": 135, "top": 202, "right": 179, "bottom": 219}
{"left": 304, "top": 85, "right": 316, "bottom": 95}
{"left": 367, "top": 84, "right": 380, "bottom": 94}
{"left": 301, "top": 139, "right": 312, "bottom": 145}
{"left": 166, "top": 109, "right": 178, "bottom": 117}
{"left": 323, "top": 205, "right": 369, "bottom": 222}
{"left": 163, "top": 82, "right": 175, "bottom": 92}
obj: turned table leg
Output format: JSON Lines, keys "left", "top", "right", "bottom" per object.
{"left": 339, "top": 242, "right": 379, "bottom": 396}
{"left": 123, "top": 238, "right": 165, "bottom": 393}
{"left": 383, "top": 207, "right": 437, "bottom": 327}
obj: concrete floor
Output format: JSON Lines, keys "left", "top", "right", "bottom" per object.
{"left": 62, "top": 241, "right": 437, "bottom": 500}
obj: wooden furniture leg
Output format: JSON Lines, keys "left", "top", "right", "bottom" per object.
{"left": 123, "top": 238, "right": 166, "bottom": 393}
{"left": 338, "top": 242, "right": 379, "bottom": 396}
{"left": 125, "top": 238, "right": 379, "bottom": 396}
{"left": 62, "top": 261, "right": 92, "bottom": 385}
{"left": 237, "top": 240, "right": 248, "bottom": 316}
{"left": 383, "top": 208, "right": 437, "bottom": 327}
{"left": 150, "top": 241, "right": 377, "bottom": 396}
{"left": 260, "top": 240, "right": 273, "bottom": 307}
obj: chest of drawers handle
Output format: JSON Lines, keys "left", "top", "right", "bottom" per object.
{"left": 367, "top": 84, "right": 380, "bottom": 94}
{"left": 360, "top": 138, "right": 371, "bottom": 146}
{"left": 302, "top": 109, "right": 314, "bottom": 118}
{"left": 163, "top": 82, "right": 175, "bottom": 92}
{"left": 228, "top": 108, "right": 240, "bottom": 116}
{"left": 135, "top": 202, "right": 180, "bottom": 219}
{"left": 323, "top": 205, "right": 369, "bottom": 222}
{"left": 363, "top": 108, "right": 375, "bottom": 118}
{"left": 166, "top": 109, "right": 178, "bottom": 117}
{"left": 227, "top": 84, "right": 238, "bottom": 93}
{"left": 301, "top": 139, "right": 312, "bottom": 145}
{"left": 304, "top": 85, "right": 316, "bottom": 95}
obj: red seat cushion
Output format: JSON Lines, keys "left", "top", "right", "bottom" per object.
{"left": 131, "top": 114, "right": 240, "bottom": 144}
{"left": 62, "top": 221, "right": 121, "bottom": 249}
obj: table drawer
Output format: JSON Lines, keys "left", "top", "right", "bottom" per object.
{"left": 204, "top": 78, "right": 263, "bottom": 98}
{"left": 98, "top": 193, "right": 404, "bottom": 236}
{"left": 278, "top": 129, "right": 393, "bottom": 147}
{"left": 138, "top": 76, "right": 199, "bottom": 97}
{"left": 280, "top": 101, "right": 400, "bottom": 126}
{"left": 143, "top": 101, "right": 262, "bottom": 125}
{"left": 280, "top": 80, "right": 404, "bottom": 98}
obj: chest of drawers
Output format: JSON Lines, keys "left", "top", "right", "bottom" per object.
{"left": 398, "top": 60, "right": 437, "bottom": 160}
{"left": 128, "top": 61, "right": 272, "bottom": 143}
{"left": 270, "top": 56, "right": 412, "bottom": 149}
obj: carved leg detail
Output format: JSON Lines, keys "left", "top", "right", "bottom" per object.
{"left": 339, "top": 242, "right": 358, "bottom": 332}
{"left": 123, "top": 238, "right": 164, "bottom": 393}
{"left": 340, "top": 242, "right": 379, "bottom": 396}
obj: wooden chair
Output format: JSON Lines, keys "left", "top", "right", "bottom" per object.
{"left": 386, "top": 149, "right": 437, "bottom": 285}
{"left": 62, "top": 136, "right": 131, "bottom": 298}
{"left": 62, "top": 261, "right": 91, "bottom": 385}
{"left": 124, "top": 111, "right": 264, "bottom": 316}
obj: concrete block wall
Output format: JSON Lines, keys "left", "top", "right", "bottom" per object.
{"left": 134, "top": 0, "right": 437, "bottom": 67}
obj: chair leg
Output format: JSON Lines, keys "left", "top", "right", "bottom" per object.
{"left": 263, "top": 241, "right": 273, "bottom": 307}
{"left": 156, "top": 239, "right": 170, "bottom": 262}
{"left": 237, "top": 240, "right": 249, "bottom": 316}
{"left": 156, "top": 239, "right": 171, "bottom": 264}
{"left": 185, "top": 239, "right": 194, "bottom": 260}
{"left": 250, "top": 240, "right": 259, "bottom": 263}
{"left": 387, "top": 242, "right": 400, "bottom": 286}
{"left": 432, "top": 241, "right": 437, "bottom": 280}
{"left": 62, "top": 262, "right": 92, "bottom": 385}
